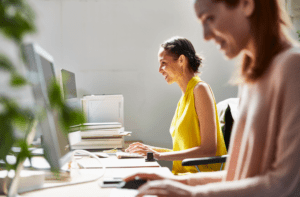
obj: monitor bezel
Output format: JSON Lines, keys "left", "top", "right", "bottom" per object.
{"left": 23, "top": 43, "right": 73, "bottom": 170}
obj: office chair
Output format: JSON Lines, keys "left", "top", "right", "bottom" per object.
{"left": 182, "top": 105, "right": 234, "bottom": 172}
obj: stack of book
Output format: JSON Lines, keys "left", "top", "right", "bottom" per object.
{"left": 69, "top": 122, "right": 131, "bottom": 150}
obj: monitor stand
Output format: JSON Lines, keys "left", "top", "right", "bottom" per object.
{"left": 4, "top": 119, "right": 38, "bottom": 197}
{"left": 1, "top": 149, "right": 105, "bottom": 196}
{"left": 0, "top": 163, "right": 102, "bottom": 196}
{"left": 0, "top": 168, "right": 45, "bottom": 196}
{"left": 41, "top": 150, "right": 106, "bottom": 189}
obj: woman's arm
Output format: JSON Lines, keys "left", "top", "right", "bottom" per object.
{"left": 156, "top": 82, "right": 218, "bottom": 161}
{"left": 125, "top": 142, "right": 172, "bottom": 155}
{"left": 134, "top": 171, "right": 226, "bottom": 197}
{"left": 147, "top": 145, "right": 173, "bottom": 152}
{"left": 123, "top": 170, "right": 226, "bottom": 186}
{"left": 185, "top": 170, "right": 226, "bottom": 185}
{"left": 155, "top": 145, "right": 215, "bottom": 161}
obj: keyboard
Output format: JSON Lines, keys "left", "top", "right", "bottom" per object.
{"left": 116, "top": 152, "right": 144, "bottom": 159}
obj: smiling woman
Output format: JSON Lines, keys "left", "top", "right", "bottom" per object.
{"left": 195, "top": 0, "right": 292, "bottom": 82}
{"left": 124, "top": 0, "right": 300, "bottom": 196}
{"left": 126, "top": 37, "right": 227, "bottom": 175}
{"left": 195, "top": 0, "right": 253, "bottom": 60}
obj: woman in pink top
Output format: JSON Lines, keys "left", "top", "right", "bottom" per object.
{"left": 124, "top": 0, "right": 300, "bottom": 196}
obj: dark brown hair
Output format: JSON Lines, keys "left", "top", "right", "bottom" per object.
{"left": 161, "top": 37, "right": 203, "bottom": 73}
{"left": 212, "top": 0, "right": 292, "bottom": 83}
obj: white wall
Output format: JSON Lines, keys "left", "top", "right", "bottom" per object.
{"left": 4, "top": 0, "right": 239, "bottom": 168}
{"left": 287, "top": 0, "right": 300, "bottom": 39}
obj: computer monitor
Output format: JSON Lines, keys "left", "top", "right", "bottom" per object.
{"left": 60, "top": 69, "right": 82, "bottom": 112}
{"left": 23, "top": 43, "right": 73, "bottom": 170}
{"left": 61, "top": 69, "right": 77, "bottom": 99}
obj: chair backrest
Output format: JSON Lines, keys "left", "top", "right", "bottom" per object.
{"left": 217, "top": 98, "right": 239, "bottom": 151}
{"left": 181, "top": 99, "right": 238, "bottom": 172}
{"left": 222, "top": 105, "right": 234, "bottom": 150}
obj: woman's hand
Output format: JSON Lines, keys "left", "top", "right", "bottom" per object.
{"left": 123, "top": 172, "right": 168, "bottom": 182}
{"left": 123, "top": 172, "right": 189, "bottom": 185}
{"left": 125, "top": 142, "right": 149, "bottom": 155}
{"left": 125, "top": 142, "right": 160, "bottom": 159}
{"left": 136, "top": 179, "right": 194, "bottom": 197}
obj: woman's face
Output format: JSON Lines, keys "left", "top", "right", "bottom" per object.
{"left": 194, "top": 0, "right": 253, "bottom": 59}
{"left": 158, "top": 48, "right": 183, "bottom": 84}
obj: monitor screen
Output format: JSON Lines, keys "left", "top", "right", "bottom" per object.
{"left": 61, "top": 69, "right": 77, "bottom": 99}
{"left": 23, "top": 43, "right": 72, "bottom": 170}
{"left": 40, "top": 55, "right": 56, "bottom": 93}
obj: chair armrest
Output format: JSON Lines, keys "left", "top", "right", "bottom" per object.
{"left": 182, "top": 155, "right": 228, "bottom": 166}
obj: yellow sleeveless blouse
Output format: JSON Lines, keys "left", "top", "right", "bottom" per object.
{"left": 170, "top": 76, "right": 227, "bottom": 174}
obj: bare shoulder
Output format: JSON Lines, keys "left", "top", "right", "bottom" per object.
{"left": 193, "top": 82, "right": 213, "bottom": 100}
{"left": 193, "top": 82, "right": 216, "bottom": 120}
{"left": 194, "top": 82, "right": 210, "bottom": 94}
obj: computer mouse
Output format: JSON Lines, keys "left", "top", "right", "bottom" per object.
{"left": 118, "top": 178, "right": 148, "bottom": 189}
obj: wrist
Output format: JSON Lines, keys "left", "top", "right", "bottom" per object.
{"left": 176, "top": 176, "right": 189, "bottom": 185}
{"left": 154, "top": 152, "right": 161, "bottom": 160}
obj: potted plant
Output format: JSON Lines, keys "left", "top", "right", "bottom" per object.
{"left": 0, "top": 1, "right": 85, "bottom": 196}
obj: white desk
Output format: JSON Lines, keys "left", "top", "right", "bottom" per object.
{"left": 76, "top": 156, "right": 160, "bottom": 168}
{"left": 5, "top": 157, "right": 171, "bottom": 197}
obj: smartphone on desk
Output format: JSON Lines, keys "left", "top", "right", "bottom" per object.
{"left": 100, "top": 177, "right": 123, "bottom": 188}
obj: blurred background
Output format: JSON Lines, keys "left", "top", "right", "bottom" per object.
{"left": 1, "top": 0, "right": 299, "bottom": 169}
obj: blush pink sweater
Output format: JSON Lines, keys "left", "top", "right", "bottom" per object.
{"left": 188, "top": 46, "right": 300, "bottom": 197}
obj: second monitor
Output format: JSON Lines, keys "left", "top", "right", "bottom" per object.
{"left": 61, "top": 69, "right": 77, "bottom": 99}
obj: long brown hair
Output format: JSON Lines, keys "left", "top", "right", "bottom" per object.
{"left": 213, "top": 0, "right": 292, "bottom": 83}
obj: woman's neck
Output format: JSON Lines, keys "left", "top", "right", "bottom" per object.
{"left": 176, "top": 71, "right": 196, "bottom": 94}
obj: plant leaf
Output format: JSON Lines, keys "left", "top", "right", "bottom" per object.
{"left": 0, "top": 114, "right": 15, "bottom": 162}
{"left": 48, "top": 79, "right": 63, "bottom": 108}
{"left": 14, "top": 139, "right": 32, "bottom": 169}
{"left": 0, "top": 54, "right": 15, "bottom": 71}
{"left": 10, "top": 72, "right": 27, "bottom": 87}
{"left": 0, "top": 0, "right": 36, "bottom": 43}
{"left": 48, "top": 80, "right": 86, "bottom": 136}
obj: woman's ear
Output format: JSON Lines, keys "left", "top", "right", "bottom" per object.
{"left": 241, "top": 0, "right": 255, "bottom": 17}
{"left": 178, "top": 54, "right": 187, "bottom": 68}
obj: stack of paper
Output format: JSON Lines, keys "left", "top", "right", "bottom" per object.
{"left": 71, "top": 138, "right": 125, "bottom": 150}
{"left": 69, "top": 122, "right": 131, "bottom": 150}
{"left": 70, "top": 122, "right": 124, "bottom": 137}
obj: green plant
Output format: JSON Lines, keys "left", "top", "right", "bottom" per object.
{"left": 0, "top": 0, "right": 85, "bottom": 172}
{"left": 297, "top": 30, "right": 300, "bottom": 42}
{"left": 48, "top": 79, "right": 86, "bottom": 137}
{"left": 0, "top": 0, "right": 36, "bottom": 169}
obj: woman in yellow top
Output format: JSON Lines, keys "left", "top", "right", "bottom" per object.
{"left": 126, "top": 37, "right": 227, "bottom": 174}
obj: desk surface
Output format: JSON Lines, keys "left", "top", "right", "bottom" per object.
{"left": 76, "top": 156, "right": 160, "bottom": 168}
{"left": 20, "top": 167, "right": 172, "bottom": 197}
{"left": 2, "top": 156, "right": 170, "bottom": 197}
